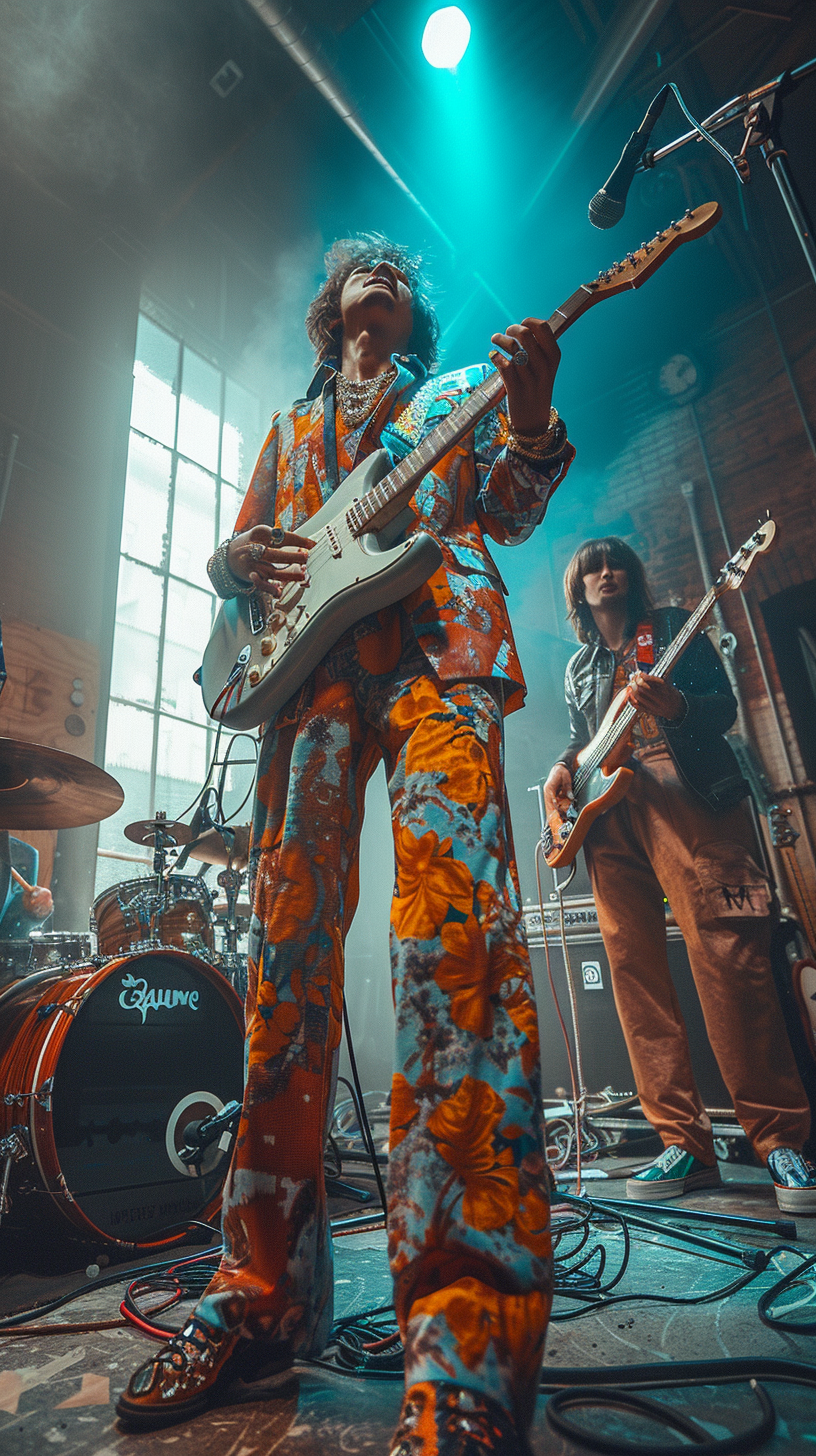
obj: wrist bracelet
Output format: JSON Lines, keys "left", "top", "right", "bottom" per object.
{"left": 509, "top": 407, "right": 559, "bottom": 448}
{"left": 507, "top": 417, "right": 568, "bottom": 464}
{"left": 207, "top": 539, "right": 255, "bottom": 599}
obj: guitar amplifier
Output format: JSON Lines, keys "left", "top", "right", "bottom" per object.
{"left": 523, "top": 896, "right": 733, "bottom": 1112}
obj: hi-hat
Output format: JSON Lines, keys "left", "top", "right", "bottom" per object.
{"left": 0, "top": 736, "right": 124, "bottom": 830}
{"left": 124, "top": 817, "right": 193, "bottom": 848}
{"left": 186, "top": 825, "right": 250, "bottom": 870}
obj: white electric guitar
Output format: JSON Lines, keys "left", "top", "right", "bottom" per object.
{"left": 201, "top": 203, "right": 722, "bottom": 729}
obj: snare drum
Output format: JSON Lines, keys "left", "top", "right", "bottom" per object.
{"left": 91, "top": 876, "right": 214, "bottom": 959}
{"left": 0, "top": 940, "right": 32, "bottom": 986}
{"left": 0, "top": 947, "right": 243, "bottom": 1248}
{"left": 29, "top": 930, "right": 92, "bottom": 969}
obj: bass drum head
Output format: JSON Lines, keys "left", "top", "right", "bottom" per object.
{"left": 47, "top": 949, "right": 243, "bottom": 1245}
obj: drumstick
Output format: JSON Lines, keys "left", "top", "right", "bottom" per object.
{"left": 10, "top": 866, "right": 36, "bottom": 895}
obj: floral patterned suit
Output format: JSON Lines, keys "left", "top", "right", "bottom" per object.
{"left": 200, "top": 356, "right": 574, "bottom": 1430}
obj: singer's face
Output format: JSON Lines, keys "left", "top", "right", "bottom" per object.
{"left": 582, "top": 557, "right": 629, "bottom": 609}
{"left": 339, "top": 261, "right": 414, "bottom": 352}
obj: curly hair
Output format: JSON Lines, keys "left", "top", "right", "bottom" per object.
{"left": 304, "top": 233, "right": 440, "bottom": 371}
{"left": 564, "top": 536, "right": 655, "bottom": 644}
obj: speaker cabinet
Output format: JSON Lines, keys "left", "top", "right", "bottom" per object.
{"left": 528, "top": 919, "right": 733, "bottom": 1112}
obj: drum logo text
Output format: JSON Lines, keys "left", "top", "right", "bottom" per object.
{"left": 119, "top": 973, "right": 200, "bottom": 1023}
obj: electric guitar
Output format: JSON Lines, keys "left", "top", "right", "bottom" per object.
{"left": 542, "top": 518, "right": 777, "bottom": 869}
{"left": 201, "top": 203, "right": 722, "bottom": 729}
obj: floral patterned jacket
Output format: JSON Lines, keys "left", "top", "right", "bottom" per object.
{"left": 232, "top": 355, "right": 574, "bottom": 714}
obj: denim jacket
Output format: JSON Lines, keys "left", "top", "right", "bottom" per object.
{"left": 558, "top": 607, "right": 748, "bottom": 812}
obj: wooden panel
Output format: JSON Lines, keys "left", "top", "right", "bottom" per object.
{"left": 0, "top": 619, "right": 100, "bottom": 886}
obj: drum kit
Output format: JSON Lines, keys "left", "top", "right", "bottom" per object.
{"left": 0, "top": 735, "right": 253, "bottom": 1253}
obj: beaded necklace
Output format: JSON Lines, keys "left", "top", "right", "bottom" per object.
{"left": 335, "top": 363, "right": 397, "bottom": 429}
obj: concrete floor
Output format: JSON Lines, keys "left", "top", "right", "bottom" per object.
{"left": 2, "top": 1162, "right": 816, "bottom": 1454}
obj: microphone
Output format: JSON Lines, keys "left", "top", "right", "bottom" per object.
{"left": 588, "top": 85, "right": 670, "bottom": 230}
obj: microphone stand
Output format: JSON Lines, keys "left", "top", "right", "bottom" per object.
{"left": 638, "top": 56, "right": 816, "bottom": 284}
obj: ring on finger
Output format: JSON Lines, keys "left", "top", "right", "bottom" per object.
{"left": 249, "top": 542, "right": 265, "bottom": 562}
{"left": 268, "top": 526, "right": 286, "bottom": 548}
{"left": 513, "top": 347, "right": 529, "bottom": 368}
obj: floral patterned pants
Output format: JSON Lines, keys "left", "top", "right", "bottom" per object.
{"left": 197, "top": 609, "right": 552, "bottom": 1429}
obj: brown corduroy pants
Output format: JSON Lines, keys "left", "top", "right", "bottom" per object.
{"left": 584, "top": 753, "right": 810, "bottom": 1165}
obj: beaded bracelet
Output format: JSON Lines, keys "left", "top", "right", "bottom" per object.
{"left": 207, "top": 539, "right": 255, "bottom": 599}
{"left": 507, "top": 415, "right": 568, "bottom": 464}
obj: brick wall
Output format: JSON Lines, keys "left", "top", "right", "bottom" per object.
{"left": 577, "top": 278, "right": 816, "bottom": 921}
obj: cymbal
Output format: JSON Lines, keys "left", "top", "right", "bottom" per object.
{"left": 0, "top": 736, "right": 124, "bottom": 830}
{"left": 186, "top": 824, "right": 250, "bottom": 869}
{"left": 124, "top": 817, "right": 193, "bottom": 848}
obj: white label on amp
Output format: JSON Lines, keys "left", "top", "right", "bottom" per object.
{"left": 581, "top": 960, "right": 604, "bottom": 991}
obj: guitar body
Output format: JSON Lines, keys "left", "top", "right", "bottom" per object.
{"left": 543, "top": 688, "right": 637, "bottom": 868}
{"left": 200, "top": 450, "right": 443, "bottom": 729}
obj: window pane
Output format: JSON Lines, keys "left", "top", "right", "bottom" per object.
{"left": 161, "top": 579, "right": 214, "bottom": 724}
{"left": 155, "top": 717, "right": 210, "bottom": 817}
{"left": 121, "top": 432, "right": 171, "bottom": 566}
{"left": 110, "top": 559, "right": 164, "bottom": 708}
{"left": 98, "top": 700, "right": 155, "bottom": 889}
{"left": 169, "top": 460, "right": 216, "bottom": 590}
{"left": 222, "top": 377, "right": 262, "bottom": 488}
{"left": 219, "top": 482, "right": 243, "bottom": 544}
{"left": 131, "top": 316, "right": 178, "bottom": 448}
{"left": 216, "top": 732, "right": 258, "bottom": 821}
{"left": 177, "top": 348, "right": 221, "bottom": 471}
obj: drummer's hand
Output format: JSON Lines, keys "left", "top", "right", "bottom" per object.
{"left": 23, "top": 885, "right": 53, "bottom": 919}
{"left": 227, "top": 525, "right": 315, "bottom": 597}
{"left": 544, "top": 763, "right": 573, "bottom": 817}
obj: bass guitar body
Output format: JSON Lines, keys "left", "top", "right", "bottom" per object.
{"left": 543, "top": 688, "right": 636, "bottom": 869}
{"left": 200, "top": 449, "right": 443, "bottom": 729}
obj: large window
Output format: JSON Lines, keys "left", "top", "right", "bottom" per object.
{"left": 96, "top": 315, "right": 262, "bottom": 895}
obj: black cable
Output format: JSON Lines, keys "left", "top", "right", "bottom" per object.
{"left": 0, "top": 1225, "right": 220, "bottom": 1331}
{"left": 757, "top": 1250, "right": 816, "bottom": 1333}
{"left": 339, "top": 1001, "right": 388, "bottom": 1218}
{"left": 546, "top": 1380, "right": 774, "bottom": 1455}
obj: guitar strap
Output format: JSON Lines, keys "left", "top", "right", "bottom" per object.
{"left": 634, "top": 621, "right": 655, "bottom": 671}
{"left": 322, "top": 376, "right": 340, "bottom": 495}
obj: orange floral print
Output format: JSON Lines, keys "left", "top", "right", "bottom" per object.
{"left": 502, "top": 985, "right": 540, "bottom": 1076}
{"left": 427, "top": 1076, "right": 518, "bottom": 1229}
{"left": 435, "top": 915, "right": 509, "bottom": 1037}
{"left": 392, "top": 826, "right": 473, "bottom": 940}
{"left": 390, "top": 1073, "right": 421, "bottom": 1150}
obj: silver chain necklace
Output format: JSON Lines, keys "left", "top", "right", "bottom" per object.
{"left": 335, "top": 363, "right": 397, "bottom": 429}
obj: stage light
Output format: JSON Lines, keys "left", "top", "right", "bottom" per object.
{"left": 421, "top": 7, "right": 471, "bottom": 70}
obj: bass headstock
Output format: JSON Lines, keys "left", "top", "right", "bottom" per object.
{"left": 715, "top": 517, "right": 777, "bottom": 594}
{"left": 586, "top": 202, "right": 722, "bottom": 299}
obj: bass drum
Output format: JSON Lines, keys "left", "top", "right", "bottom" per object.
{"left": 0, "top": 948, "right": 243, "bottom": 1249}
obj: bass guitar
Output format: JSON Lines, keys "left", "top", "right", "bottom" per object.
{"left": 542, "top": 517, "right": 777, "bottom": 869}
{"left": 201, "top": 203, "right": 722, "bottom": 730}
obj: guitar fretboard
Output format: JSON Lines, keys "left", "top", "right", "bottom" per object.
{"left": 345, "top": 287, "right": 597, "bottom": 537}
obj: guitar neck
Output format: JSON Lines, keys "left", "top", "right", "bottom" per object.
{"left": 573, "top": 586, "right": 719, "bottom": 795}
{"left": 348, "top": 286, "right": 597, "bottom": 535}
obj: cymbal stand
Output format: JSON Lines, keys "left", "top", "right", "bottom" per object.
{"left": 217, "top": 866, "right": 244, "bottom": 956}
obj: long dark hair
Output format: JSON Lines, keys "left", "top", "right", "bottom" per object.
{"left": 304, "top": 233, "right": 440, "bottom": 370}
{"left": 564, "top": 537, "right": 654, "bottom": 644}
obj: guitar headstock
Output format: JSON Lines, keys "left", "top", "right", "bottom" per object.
{"left": 587, "top": 202, "right": 722, "bottom": 299}
{"left": 715, "top": 517, "right": 777, "bottom": 594}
